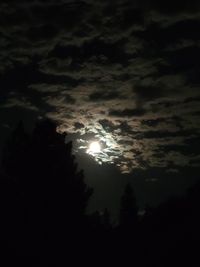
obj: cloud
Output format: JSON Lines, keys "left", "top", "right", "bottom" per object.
{"left": 74, "top": 122, "right": 85, "bottom": 130}
{"left": 89, "top": 91, "right": 120, "bottom": 101}
{"left": 0, "top": 0, "right": 200, "bottom": 173}
{"left": 0, "top": 97, "right": 39, "bottom": 111}
{"left": 109, "top": 108, "right": 146, "bottom": 117}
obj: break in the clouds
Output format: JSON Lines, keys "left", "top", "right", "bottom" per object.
{"left": 0, "top": 0, "right": 200, "bottom": 173}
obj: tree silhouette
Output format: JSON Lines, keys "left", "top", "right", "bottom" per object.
{"left": 102, "top": 208, "right": 112, "bottom": 230}
{"left": 1, "top": 119, "right": 93, "bottom": 264}
{"left": 2, "top": 120, "right": 29, "bottom": 180}
{"left": 119, "top": 183, "right": 138, "bottom": 228}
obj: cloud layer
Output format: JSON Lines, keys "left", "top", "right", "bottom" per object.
{"left": 0, "top": 0, "right": 200, "bottom": 173}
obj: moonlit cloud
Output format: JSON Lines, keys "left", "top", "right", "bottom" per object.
{"left": 0, "top": 0, "right": 200, "bottom": 174}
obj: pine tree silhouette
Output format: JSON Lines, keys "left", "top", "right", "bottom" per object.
{"left": 119, "top": 183, "right": 138, "bottom": 228}
{"left": 1, "top": 119, "right": 93, "bottom": 264}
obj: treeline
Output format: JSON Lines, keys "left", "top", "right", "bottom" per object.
{"left": 0, "top": 120, "right": 199, "bottom": 266}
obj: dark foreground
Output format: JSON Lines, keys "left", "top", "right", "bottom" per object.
{"left": 0, "top": 120, "right": 199, "bottom": 266}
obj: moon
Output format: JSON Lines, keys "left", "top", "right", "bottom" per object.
{"left": 88, "top": 141, "right": 101, "bottom": 154}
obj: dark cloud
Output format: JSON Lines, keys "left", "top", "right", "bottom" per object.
{"left": 89, "top": 91, "right": 120, "bottom": 101}
{"left": 146, "top": 0, "right": 200, "bottom": 14}
{"left": 135, "top": 129, "right": 198, "bottom": 140}
{"left": 141, "top": 118, "right": 169, "bottom": 127}
{"left": 98, "top": 119, "right": 117, "bottom": 131}
{"left": 74, "top": 122, "right": 85, "bottom": 130}
{"left": 109, "top": 108, "right": 146, "bottom": 117}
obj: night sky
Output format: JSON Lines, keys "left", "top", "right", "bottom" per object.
{"left": 0, "top": 0, "right": 200, "bottom": 218}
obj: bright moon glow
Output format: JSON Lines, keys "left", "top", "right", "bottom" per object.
{"left": 87, "top": 141, "right": 101, "bottom": 154}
